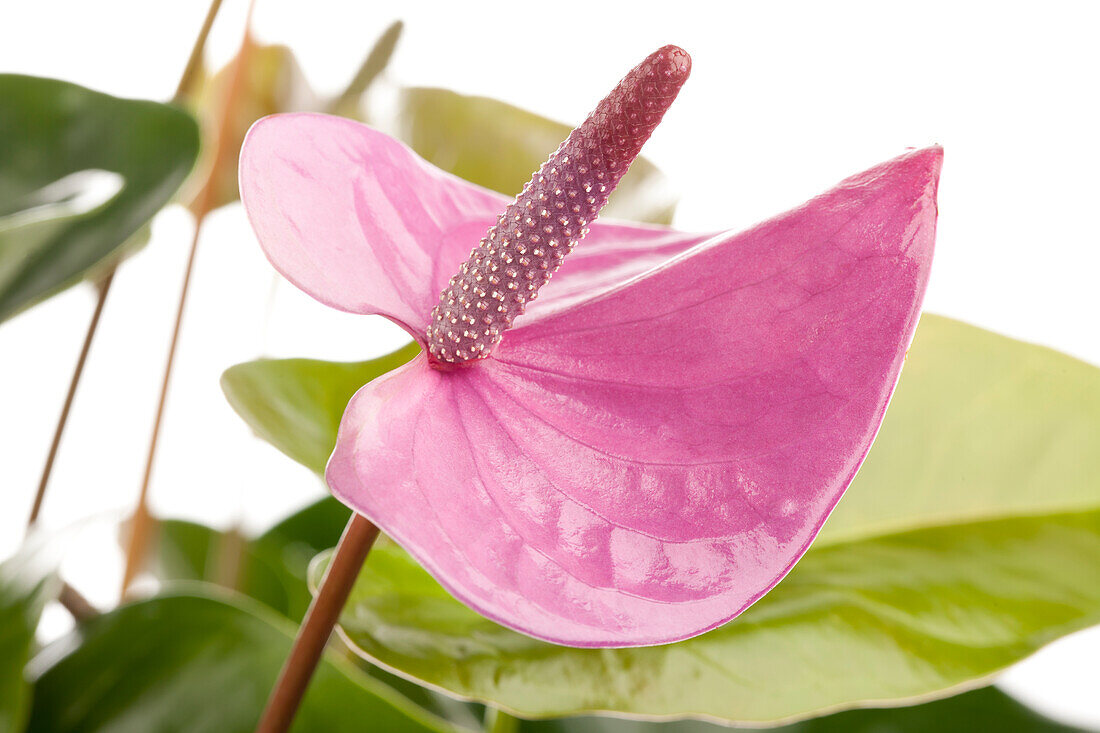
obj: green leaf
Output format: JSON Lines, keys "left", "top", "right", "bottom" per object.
{"left": 221, "top": 317, "right": 1100, "bottom": 722}
{"left": 153, "top": 498, "right": 351, "bottom": 623}
{"left": 221, "top": 342, "right": 420, "bottom": 474}
{"left": 185, "top": 39, "right": 319, "bottom": 212}
{"left": 328, "top": 21, "right": 405, "bottom": 119}
{"left": 397, "top": 88, "right": 677, "bottom": 225}
{"left": 318, "top": 510, "right": 1100, "bottom": 724}
{"left": 516, "top": 686, "right": 1092, "bottom": 732}
{"left": 152, "top": 502, "right": 486, "bottom": 729}
{"left": 290, "top": 316, "right": 1100, "bottom": 724}
{"left": 818, "top": 315, "right": 1100, "bottom": 545}
{"left": 0, "top": 75, "right": 199, "bottom": 322}
{"left": 0, "top": 545, "right": 61, "bottom": 733}
{"left": 26, "top": 589, "right": 457, "bottom": 733}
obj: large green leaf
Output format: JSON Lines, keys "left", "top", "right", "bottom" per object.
{"left": 517, "top": 686, "right": 1092, "bottom": 732}
{"left": 818, "top": 316, "right": 1100, "bottom": 545}
{"left": 221, "top": 342, "right": 420, "bottom": 474}
{"left": 0, "top": 75, "right": 199, "bottom": 322}
{"left": 25, "top": 589, "right": 457, "bottom": 733}
{"left": 316, "top": 510, "right": 1100, "bottom": 723}
{"left": 397, "top": 88, "right": 677, "bottom": 225}
{"left": 0, "top": 547, "right": 60, "bottom": 733}
{"left": 223, "top": 317, "right": 1100, "bottom": 722}
{"left": 254, "top": 315, "right": 1098, "bottom": 724}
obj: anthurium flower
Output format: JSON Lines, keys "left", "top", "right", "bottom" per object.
{"left": 239, "top": 46, "right": 941, "bottom": 647}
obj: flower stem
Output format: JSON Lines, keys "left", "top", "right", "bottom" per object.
{"left": 325, "top": 20, "right": 403, "bottom": 116}
{"left": 119, "top": 0, "right": 251, "bottom": 599}
{"left": 173, "top": 0, "right": 225, "bottom": 103}
{"left": 255, "top": 513, "right": 379, "bottom": 733}
{"left": 58, "top": 581, "right": 100, "bottom": 623}
{"left": 119, "top": 205, "right": 208, "bottom": 597}
{"left": 26, "top": 270, "right": 114, "bottom": 532}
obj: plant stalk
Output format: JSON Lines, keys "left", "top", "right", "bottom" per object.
{"left": 119, "top": 202, "right": 208, "bottom": 597}
{"left": 173, "top": 0, "right": 225, "bottom": 103}
{"left": 325, "top": 20, "right": 403, "bottom": 116}
{"left": 255, "top": 513, "right": 380, "bottom": 733}
{"left": 58, "top": 581, "right": 100, "bottom": 623}
{"left": 26, "top": 270, "right": 114, "bottom": 531}
{"left": 119, "top": 0, "right": 251, "bottom": 598}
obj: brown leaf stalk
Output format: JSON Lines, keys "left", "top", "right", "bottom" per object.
{"left": 255, "top": 513, "right": 380, "bottom": 733}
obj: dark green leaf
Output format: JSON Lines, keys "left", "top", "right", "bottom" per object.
{"left": 0, "top": 545, "right": 61, "bottom": 733}
{"left": 152, "top": 502, "right": 484, "bottom": 729}
{"left": 220, "top": 342, "right": 420, "bottom": 474}
{"left": 152, "top": 500, "right": 350, "bottom": 624}
{"left": 397, "top": 88, "right": 677, "bottom": 225}
{"left": 26, "top": 589, "right": 457, "bottom": 733}
{"left": 0, "top": 75, "right": 199, "bottom": 321}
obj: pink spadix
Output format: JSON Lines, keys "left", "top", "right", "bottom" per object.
{"left": 427, "top": 46, "right": 691, "bottom": 366}
{"left": 239, "top": 45, "right": 941, "bottom": 647}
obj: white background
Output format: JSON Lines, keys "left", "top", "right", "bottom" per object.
{"left": 2, "top": 0, "right": 1098, "bottom": 726}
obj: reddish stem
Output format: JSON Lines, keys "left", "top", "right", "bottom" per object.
{"left": 27, "top": 270, "right": 114, "bottom": 531}
{"left": 119, "top": 1, "right": 251, "bottom": 598}
{"left": 255, "top": 513, "right": 380, "bottom": 733}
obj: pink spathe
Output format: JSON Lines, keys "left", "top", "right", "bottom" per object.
{"left": 239, "top": 112, "right": 941, "bottom": 647}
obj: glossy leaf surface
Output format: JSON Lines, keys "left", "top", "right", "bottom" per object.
{"left": 26, "top": 590, "right": 456, "bottom": 733}
{"left": 0, "top": 75, "right": 199, "bottom": 321}
{"left": 398, "top": 88, "right": 677, "bottom": 225}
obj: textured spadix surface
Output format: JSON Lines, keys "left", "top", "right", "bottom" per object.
{"left": 239, "top": 111, "right": 940, "bottom": 646}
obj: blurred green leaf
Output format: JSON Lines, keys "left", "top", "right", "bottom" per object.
{"left": 0, "top": 75, "right": 199, "bottom": 322}
{"left": 221, "top": 342, "right": 420, "bottom": 474}
{"left": 317, "top": 510, "right": 1100, "bottom": 724}
{"left": 185, "top": 38, "right": 319, "bottom": 213}
{"left": 328, "top": 21, "right": 404, "bottom": 119}
{"left": 0, "top": 544, "right": 61, "bottom": 733}
{"left": 397, "top": 88, "right": 677, "bottom": 225}
{"left": 150, "top": 505, "right": 485, "bottom": 730}
{"left": 26, "top": 589, "right": 457, "bottom": 733}
{"left": 516, "top": 686, "right": 1092, "bottom": 732}
{"left": 187, "top": 22, "right": 403, "bottom": 213}
{"left": 153, "top": 498, "right": 351, "bottom": 623}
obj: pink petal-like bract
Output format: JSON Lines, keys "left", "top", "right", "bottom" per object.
{"left": 240, "top": 64, "right": 940, "bottom": 647}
